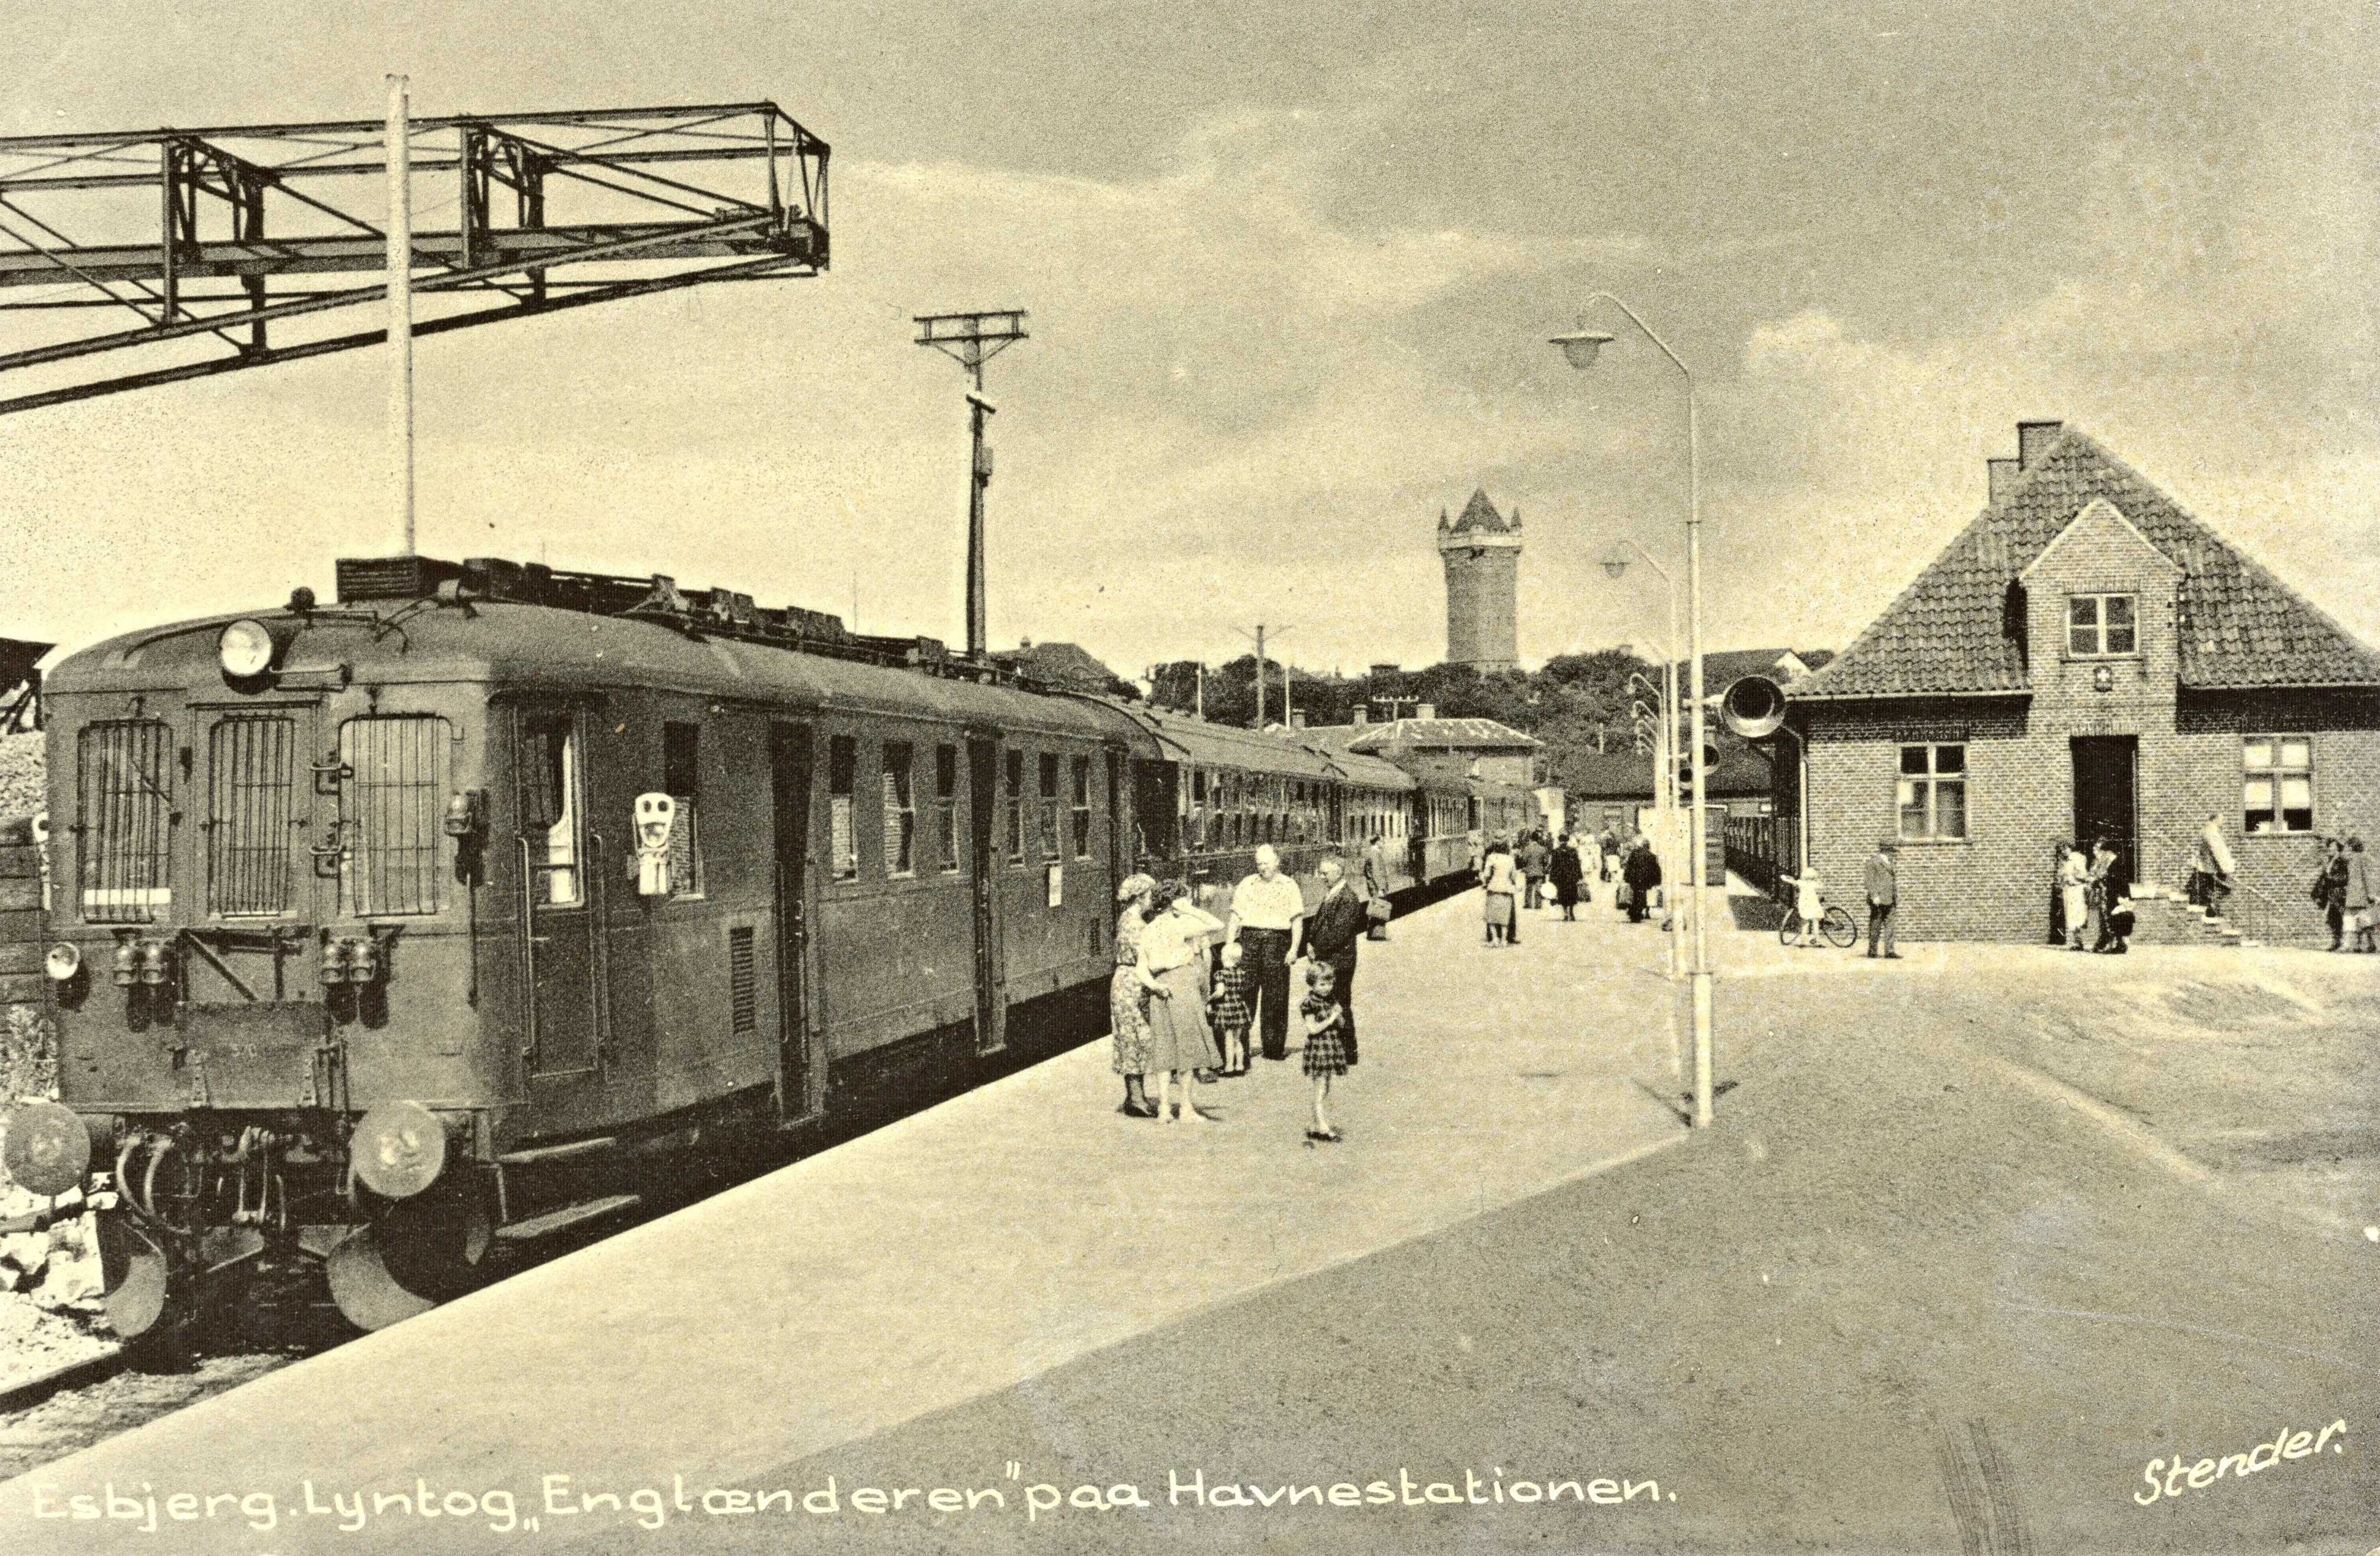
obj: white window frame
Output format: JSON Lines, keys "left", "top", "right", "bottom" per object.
{"left": 1897, "top": 743, "right": 1968, "bottom": 841}
{"left": 2243, "top": 734, "right": 2314, "bottom": 835}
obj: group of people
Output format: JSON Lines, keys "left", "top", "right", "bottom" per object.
{"left": 1107, "top": 844, "right": 1368, "bottom": 1143}
{"left": 2312, "top": 834, "right": 2376, "bottom": 953}
{"left": 2052, "top": 836, "right": 2133, "bottom": 954}
{"left": 1477, "top": 827, "right": 1667, "bottom": 943}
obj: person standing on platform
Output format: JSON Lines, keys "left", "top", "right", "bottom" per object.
{"left": 2056, "top": 840, "right": 2091, "bottom": 951}
{"left": 1137, "top": 880, "right": 1225, "bottom": 1122}
{"left": 2188, "top": 813, "right": 2236, "bottom": 914}
{"left": 2346, "top": 836, "right": 2376, "bottom": 953}
{"left": 1600, "top": 827, "right": 1621, "bottom": 884}
{"left": 1300, "top": 963, "right": 1348, "bottom": 1143}
{"left": 1549, "top": 833, "right": 1585, "bottom": 920}
{"left": 1480, "top": 839, "right": 1523, "bottom": 945}
{"left": 1110, "top": 873, "right": 1161, "bottom": 1117}
{"left": 1864, "top": 838, "right": 1901, "bottom": 959}
{"left": 1228, "top": 844, "right": 1306, "bottom": 1062}
{"left": 1302, "top": 854, "right": 1367, "bottom": 1067}
{"left": 2314, "top": 836, "right": 2350, "bottom": 951}
{"left": 1517, "top": 830, "right": 1550, "bottom": 912}
{"left": 1361, "top": 833, "right": 1390, "bottom": 902}
{"left": 1209, "top": 942, "right": 1253, "bottom": 1076}
{"left": 1621, "top": 833, "right": 1661, "bottom": 925}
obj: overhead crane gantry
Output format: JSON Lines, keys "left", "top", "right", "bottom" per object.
{"left": 0, "top": 101, "right": 829, "bottom": 416}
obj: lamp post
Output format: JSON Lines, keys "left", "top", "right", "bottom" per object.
{"left": 1552, "top": 299, "right": 1713, "bottom": 1129}
{"left": 1605, "top": 538, "right": 1683, "bottom": 976}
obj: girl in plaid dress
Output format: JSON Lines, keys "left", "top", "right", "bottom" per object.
{"left": 1209, "top": 942, "right": 1254, "bottom": 1076}
{"left": 1301, "top": 962, "right": 1347, "bottom": 1142}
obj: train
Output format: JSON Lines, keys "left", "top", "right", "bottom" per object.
{"left": 2, "top": 553, "right": 1523, "bottom": 1346}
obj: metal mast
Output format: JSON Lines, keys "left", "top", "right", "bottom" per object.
{"left": 914, "top": 310, "right": 1028, "bottom": 660}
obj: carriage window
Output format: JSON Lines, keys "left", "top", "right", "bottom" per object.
{"left": 208, "top": 717, "right": 296, "bottom": 917}
{"left": 936, "top": 745, "right": 960, "bottom": 872}
{"left": 78, "top": 719, "right": 173, "bottom": 923}
{"left": 1005, "top": 750, "right": 1025, "bottom": 862}
{"left": 1072, "top": 756, "right": 1093, "bottom": 858}
{"left": 1036, "top": 753, "right": 1061, "bottom": 861}
{"left": 829, "top": 735, "right": 858, "bottom": 881}
{"left": 882, "top": 742, "right": 916, "bottom": 876}
{"left": 344, "top": 714, "right": 449, "bottom": 915}
{"left": 663, "top": 722, "right": 705, "bottom": 898}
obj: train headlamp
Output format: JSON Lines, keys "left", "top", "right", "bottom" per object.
{"left": 111, "top": 940, "right": 140, "bottom": 987}
{"left": 219, "top": 618, "right": 278, "bottom": 678}
{"left": 320, "top": 939, "right": 350, "bottom": 985}
{"left": 44, "top": 942, "right": 80, "bottom": 981}
{"left": 138, "top": 940, "right": 172, "bottom": 986}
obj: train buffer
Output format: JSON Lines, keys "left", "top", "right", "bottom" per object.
{"left": 0, "top": 890, "right": 1688, "bottom": 1548}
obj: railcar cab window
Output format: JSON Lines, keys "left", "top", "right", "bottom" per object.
{"left": 1072, "top": 756, "right": 1093, "bottom": 858}
{"left": 78, "top": 719, "right": 174, "bottom": 923}
{"left": 1038, "top": 753, "right": 1061, "bottom": 861}
{"left": 1898, "top": 744, "right": 1967, "bottom": 841}
{"left": 663, "top": 721, "right": 704, "bottom": 898}
{"left": 519, "top": 714, "right": 582, "bottom": 906}
{"left": 2068, "top": 593, "right": 2137, "bottom": 657}
{"left": 883, "top": 741, "right": 917, "bottom": 876}
{"left": 2243, "top": 736, "right": 2313, "bottom": 833}
{"left": 936, "top": 745, "right": 960, "bottom": 872}
{"left": 1005, "top": 750, "right": 1025, "bottom": 862}
{"left": 829, "top": 736, "right": 859, "bottom": 882}
{"left": 208, "top": 716, "right": 297, "bottom": 917}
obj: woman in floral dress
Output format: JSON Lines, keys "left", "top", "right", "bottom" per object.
{"left": 1111, "top": 873, "right": 1160, "bottom": 1117}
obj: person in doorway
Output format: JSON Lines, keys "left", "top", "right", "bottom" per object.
{"left": 2058, "top": 839, "right": 2092, "bottom": 951}
{"left": 2346, "top": 836, "right": 2376, "bottom": 953}
{"left": 2188, "top": 812, "right": 2236, "bottom": 914}
{"left": 1549, "top": 833, "right": 1585, "bottom": 921}
{"left": 1110, "top": 874, "right": 1161, "bottom": 1117}
{"left": 1299, "top": 962, "right": 1348, "bottom": 1142}
{"left": 1208, "top": 941, "right": 1253, "bottom": 1076}
{"left": 2314, "top": 836, "right": 2351, "bottom": 951}
{"left": 1302, "top": 853, "right": 1367, "bottom": 1066}
{"left": 1621, "top": 833, "right": 1662, "bottom": 925}
{"left": 1227, "top": 844, "right": 1306, "bottom": 1062}
{"left": 2085, "top": 839, "right": 2124, "bottom": 952}
{"left": 1480, "top": 839, "right": 1522, "bottom": 945}
{"left": 1137, "top": 880, "right": 1225, "bottom": 1122}
{"left": 1864, "top": 838, "right": 1900, "bottom": 958}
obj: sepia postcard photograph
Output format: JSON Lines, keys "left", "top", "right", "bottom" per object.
{"left": 0, "top": 2, "right": 2372, "bottom": 1551}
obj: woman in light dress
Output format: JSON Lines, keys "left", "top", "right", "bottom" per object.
{"left": 1110, "top": 873, "right": 1160, "bottom": 1117}
{"left": 1135, "top": 879, "right": 1227, "bottom": 1122}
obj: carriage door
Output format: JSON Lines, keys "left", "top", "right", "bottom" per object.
{"left": 516, "top": 708, "right": 599, "bottom": 1083}
{"left": 967, "top": 738, "right": 1006, "bottom": 1056}
{"left": 769, "top": 724, "right": 817, "bottom": 1120}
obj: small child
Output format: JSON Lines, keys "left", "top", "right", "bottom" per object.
{"left": 1209, "top": 942, "right": 1253, "bottom": 1076}
{"left": 1783, "top": 868, "right": 1823, "bottom": 948}
{"left": 1300, "top": 963, "right": 1347, "bottom": 1142}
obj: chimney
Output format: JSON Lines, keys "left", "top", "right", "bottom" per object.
{"left": 1368, "top": 662, "right": 1401, "bottom": 681}
{"left": 1351, "top": 707, "right": 1368, "bottom": 726}
{"left": 1416, "top": 703, "right": 1436, "bottom": 721}
{"left": 1289, "top": 711, "right": 1306, "bottom": 728}
{"left": 2016, "top": 420, "right": 2062, "bottom": 470}
{"left": 1987, "top": 456, "right": 2021, "bottom": 507}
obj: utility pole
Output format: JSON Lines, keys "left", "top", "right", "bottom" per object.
{"left": 914, "top": 311, "right": 1028, "bottom": 660}
{"left": 1235, "top": 625, "right": 1291, "bottom": 730}
{"left": 386, "top": 74, "right": 414, "bottom": 556}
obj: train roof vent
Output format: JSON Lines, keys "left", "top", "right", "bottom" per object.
{"left": 337, "top": 555, "right": 467, "bottom": 602}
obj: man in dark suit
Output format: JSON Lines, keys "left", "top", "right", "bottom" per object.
{"left": 1865, "top": 838, "right": 1901, "bottom": 958}
{"left": 1303, "top": 855, "right": 1368, "bottom": 1066}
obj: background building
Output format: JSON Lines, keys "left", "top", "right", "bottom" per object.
{"left": 1438, "top": 488, "right": 1522, "bottom": 671}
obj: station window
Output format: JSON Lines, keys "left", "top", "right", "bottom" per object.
{"left": 1039, "top": 753, "right": 1061, "bottom": 861}
{"left": 663, "top": 721, "right": 704, "bottom": 898}
{"left": 883, "top": 741, "right": 916, "bottom": 876}
{"left": 829, "top": 735, "right": 858, "bottom": 881}
{"left": 78, "top": 719, "right": 173, "bottom": 923}
{"left": 1072, "top": 756, "right": 1093, "bottom": 858}
{"left": 2068, "top": 593, "right": 2137, "bottom": 657}
{"left": 2243, "top": 735, "right": 2313, "bottom": 833}
{"left": 208, "top": 716, "right": 297, "bottom": 917}
{"left": 1897, "top": 744, "right": 1967, "bottom": 840}
{"left": 1005, "top": 749, "right": 1025, "bottom": 862}
{"left": 936, "top": 745, "right": 960, "bottom": 872}
{"left": 518, "top": 713, "right": 580, "bottom": 906}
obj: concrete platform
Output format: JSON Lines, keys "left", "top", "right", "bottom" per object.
{"left": 0, "top": 889, "right": 1686, "bottom": 1552}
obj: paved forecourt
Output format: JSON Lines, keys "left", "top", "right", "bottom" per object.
{"left": 0, "top": 887, "right": 1685, "bottom": 1553}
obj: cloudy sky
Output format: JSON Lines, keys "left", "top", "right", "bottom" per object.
{"left": 1, "top": 0, "right": 2372, "bottom": 679}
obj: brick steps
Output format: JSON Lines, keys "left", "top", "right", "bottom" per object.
{"left": 2121, "top": 884, "right": 2254, "bottom": 948}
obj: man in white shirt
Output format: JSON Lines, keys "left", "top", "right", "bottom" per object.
{"left": 1228, "top": 844, "right": 1307, "bottom": 1062}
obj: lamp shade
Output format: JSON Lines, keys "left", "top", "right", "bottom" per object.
{"left": 1551, "top": 328, "right": 1615, "bottom": 370}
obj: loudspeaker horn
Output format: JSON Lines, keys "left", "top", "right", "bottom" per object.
{"left": 1720, "top": 674, "right": 1788, "bottom": 740}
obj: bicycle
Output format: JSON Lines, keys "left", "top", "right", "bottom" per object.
{"left": 1779, "top": 902, "right": 1859, "bottom": 948}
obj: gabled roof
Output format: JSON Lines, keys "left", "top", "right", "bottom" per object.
{"left": 1797, "top": 426, "right": 2380, "bottom": 698}
{"left": 1441, "top": 487, "right": 1516, "bottom": 535}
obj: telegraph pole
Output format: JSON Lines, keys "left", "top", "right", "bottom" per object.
{"left": 914, "top": 311, "right": 1028, "bottom": 659}
{"left": 386, "top": 74, "right": 414, "bottom": 556}
{"left": 1235, "top": 624, "right": 1291, "bottom": 730}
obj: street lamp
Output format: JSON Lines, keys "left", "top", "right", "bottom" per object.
{"left": 1551, "top": 299, "right": 1714, "bottom": 1130}
{"left": 1605, "top": 539, "right": 1685, "bottom": 976}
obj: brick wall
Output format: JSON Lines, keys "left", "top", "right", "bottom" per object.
{"left": 1443, "top": 546, "right": 1519, "bottom": 669}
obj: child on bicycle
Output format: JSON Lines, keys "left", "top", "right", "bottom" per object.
{"left": 1782, "top": 866, "right": 1825, "bottom": 948}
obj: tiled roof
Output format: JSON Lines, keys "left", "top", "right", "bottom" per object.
{"left": 1697, "top": 647, "right": 1835, "bottom": 688}
{"left": 1797, "top": 426, "right": 2380, "bottom": 698}
{"left": 1443, "top": 487, "right": 1516, "bottom": 535}
{"left": 1559, "top": 745, "right": 1775, "bottom": 799}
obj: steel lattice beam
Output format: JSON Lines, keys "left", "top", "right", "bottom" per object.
{"left": 0, "top": 101, "right": 829, "bottom": 416}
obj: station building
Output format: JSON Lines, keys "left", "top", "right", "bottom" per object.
{"left": 1786, "top": 421, "right": 2380, "bottom": 945}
